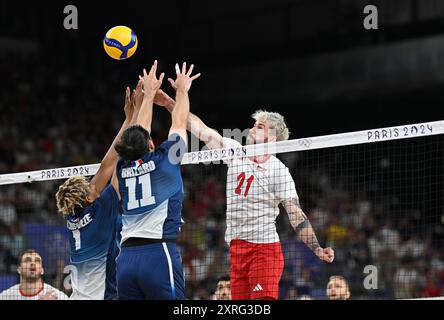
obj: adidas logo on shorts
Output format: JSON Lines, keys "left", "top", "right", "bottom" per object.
{"left": 253, "top": 284, "right": 263, "bottom": 292}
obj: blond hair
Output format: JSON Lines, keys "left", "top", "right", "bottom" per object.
{"left": 55, "top": 176, "right": 90, "bottom": 217}
{"left": 251, "top": 110, "right": 290, "bottom": 141}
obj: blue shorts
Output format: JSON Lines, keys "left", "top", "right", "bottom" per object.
{"left": 116, "top": 242, "right": 185, "bottom": 300}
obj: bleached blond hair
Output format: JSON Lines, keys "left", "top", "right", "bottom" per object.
{"left": 251, "top": 110, "right": 290, "bottom": 141}
{"left": 55, "top": 176, "right": 90, "bottom": 217}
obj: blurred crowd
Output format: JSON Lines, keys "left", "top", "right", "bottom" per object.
{"left": 1, "top": 55, "right": 444, "bottom": 300}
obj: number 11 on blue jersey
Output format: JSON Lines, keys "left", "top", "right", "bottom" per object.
{"left": 125, "top": 173, "right": 156, "bottom": 210}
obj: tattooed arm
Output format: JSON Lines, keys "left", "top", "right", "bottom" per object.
{"left": 283, "top": 198, "right": 335, "bottom": 263}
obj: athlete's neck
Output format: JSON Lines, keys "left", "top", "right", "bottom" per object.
{"left": 19, "top": 279, "right": 44, "bottom": 296}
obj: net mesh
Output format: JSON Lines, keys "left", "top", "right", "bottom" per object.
{"left": 0, "top": 121, "right": 443, "bottom": 300}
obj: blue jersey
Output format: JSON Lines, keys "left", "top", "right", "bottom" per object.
{"left": 116, "top": 134, "right": 186, "bottom": 243}
{"left": 66, "top": 184, "right": 121, "bottom": 300}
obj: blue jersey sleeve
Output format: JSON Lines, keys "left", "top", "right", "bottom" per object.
{"left": 152, "top": 133, "right": 187, "bottom": 165}
{"left": 95, "top": 184, "right": 119, "bottom": 217}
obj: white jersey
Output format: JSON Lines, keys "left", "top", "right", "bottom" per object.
{"left": 0, "top": 283, "right": 68, "bottom": 300}
{"left": 223, "top": 138, "right": 298, "bottom": 244}
{"left": 69, "top": 257, "right": 107, "bottom": 300}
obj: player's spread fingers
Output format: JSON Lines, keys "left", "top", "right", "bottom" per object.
{"left": 190, "top": 73, "right": 201, "bottom": 81}
{"left": 187, "top": 64, "right": 194, "bottom": 76}
{"left": 151, "top": 59, "right": 158, "bottom": 76}
{"left": 182, "top": 62, "right": 187, "bottom": 74}
{"left": 168, "top": 78, "right": 176, "bottom": 88}
{"left": 158, "top": 73, "right": 165, "bottom": 83}
{"left": 175, "top": 63, "right": 180, "bottom": 75}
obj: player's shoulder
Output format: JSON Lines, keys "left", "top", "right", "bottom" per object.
{"left": 268, "top": 155, "right": 288, "bottom": 168}
{"left": 0, "top": 284, "right": 19, "bottom": 296}
{"left": 0, "top": 284, "right": 20, "bottom": 300}
{"left": 95, "top": 183, "right": 118, "bottom": 206}
{"left": 267, "top": 156, "right": 294, "bottom": 179}
{"left": 102, "top": 183, "right": 118, "bottom": 198}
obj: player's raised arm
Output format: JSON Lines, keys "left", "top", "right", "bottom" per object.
{"left": 283, "top": 198, "right": 335, "bottom": 263}
{"left": 156, "top": 72, "right": 223, "bottom": 149}
{"left": 167, "top": 62, "right": 200, "bottom": 142}
{"left": 88, "top": 86, "right": 135, "bottom": 202}
{"left": 137, "top": 60, "right": 165, "bottom": 132}
{"left": 131, "top": 79, "right": 143, "bottom": 125}
{"left": 110, "top": 78, "right": 144, "bottom": 200}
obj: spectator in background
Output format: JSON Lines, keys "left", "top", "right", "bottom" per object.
{"left": 284, "top": 286, "right": 298, "bottom": 300}
{"left": 423, "top": 274, "right": 442, "bottom": 298}
{"left": 326, "top": 215, "right": 348, "bottom": 247}
{"left": 0, "top": 249, "right": 68, "bottom": 300}
{"left": 213, "top": 274, "right": 231, "bottom": 300}
{"left": 393, "top": 256, "right": 426, "bottom": 299}
{"left": 379, "top": 220, "right": 400, "bottom": 252}
{"left": 308, "top": 198, "right": 330, "bottom": 233}
{"left": 0, "top": 195, "right": 17, "bottom": 228}
{"left": 326, "top": 275, "right": 350, "bottom": 300}
{"left": 398, "top": 233, "right": 427, "bottom": 259}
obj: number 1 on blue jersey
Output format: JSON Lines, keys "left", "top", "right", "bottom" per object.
{"left": 125, "top": 173, "right": 156, "bottom": 210}
{"left": 73, "top": 229, "right": 81, "bottom": 250}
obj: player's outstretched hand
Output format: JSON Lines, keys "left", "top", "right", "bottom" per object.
{"left": 168, "top": 62, "right": 201, "bottom": 93}
{"left": 134, "top": 79, "right": 144, "bottom": 112}
{"left": 139, "top": 59, "right": 165, "bottom": 100}
{"left": 123, "top": 86, "right": 134, "bottom": 122}
{"left": 316, "top": 247, "right": 335, "bottom": 263}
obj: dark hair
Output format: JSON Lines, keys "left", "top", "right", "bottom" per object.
{"left": 114, "top": 125, "right": 150, "bottom": 161}
{"left": 19, "top": 249, "right": 40, "bottom": 265}
{"left": 217, "top": 274, "right": 230, "bottom": 283}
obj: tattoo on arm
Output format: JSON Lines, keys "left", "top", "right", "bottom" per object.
{"left": 284, "top": 198, "right": 321, "bottom": 254}
{"left": 297, "top": 220, "right": 321, "bottom": 253}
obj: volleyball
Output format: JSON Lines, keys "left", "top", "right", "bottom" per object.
{"left": 103, "top": 26, "right": 138, "bottom": 60}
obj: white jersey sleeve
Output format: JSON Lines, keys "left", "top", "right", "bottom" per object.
{"left": 0, "top": 287, "right": 13, "bottom": 300}
{"left": 274, "top": 163, "right": 298, "bottom": 203}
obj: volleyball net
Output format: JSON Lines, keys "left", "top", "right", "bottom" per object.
{"left": 0, "top": 120, "right": 443, "bottom": 300}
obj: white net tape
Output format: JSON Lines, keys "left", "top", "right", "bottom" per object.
{"left": 1, "top": 120, "right": 442, "bottom": 185}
